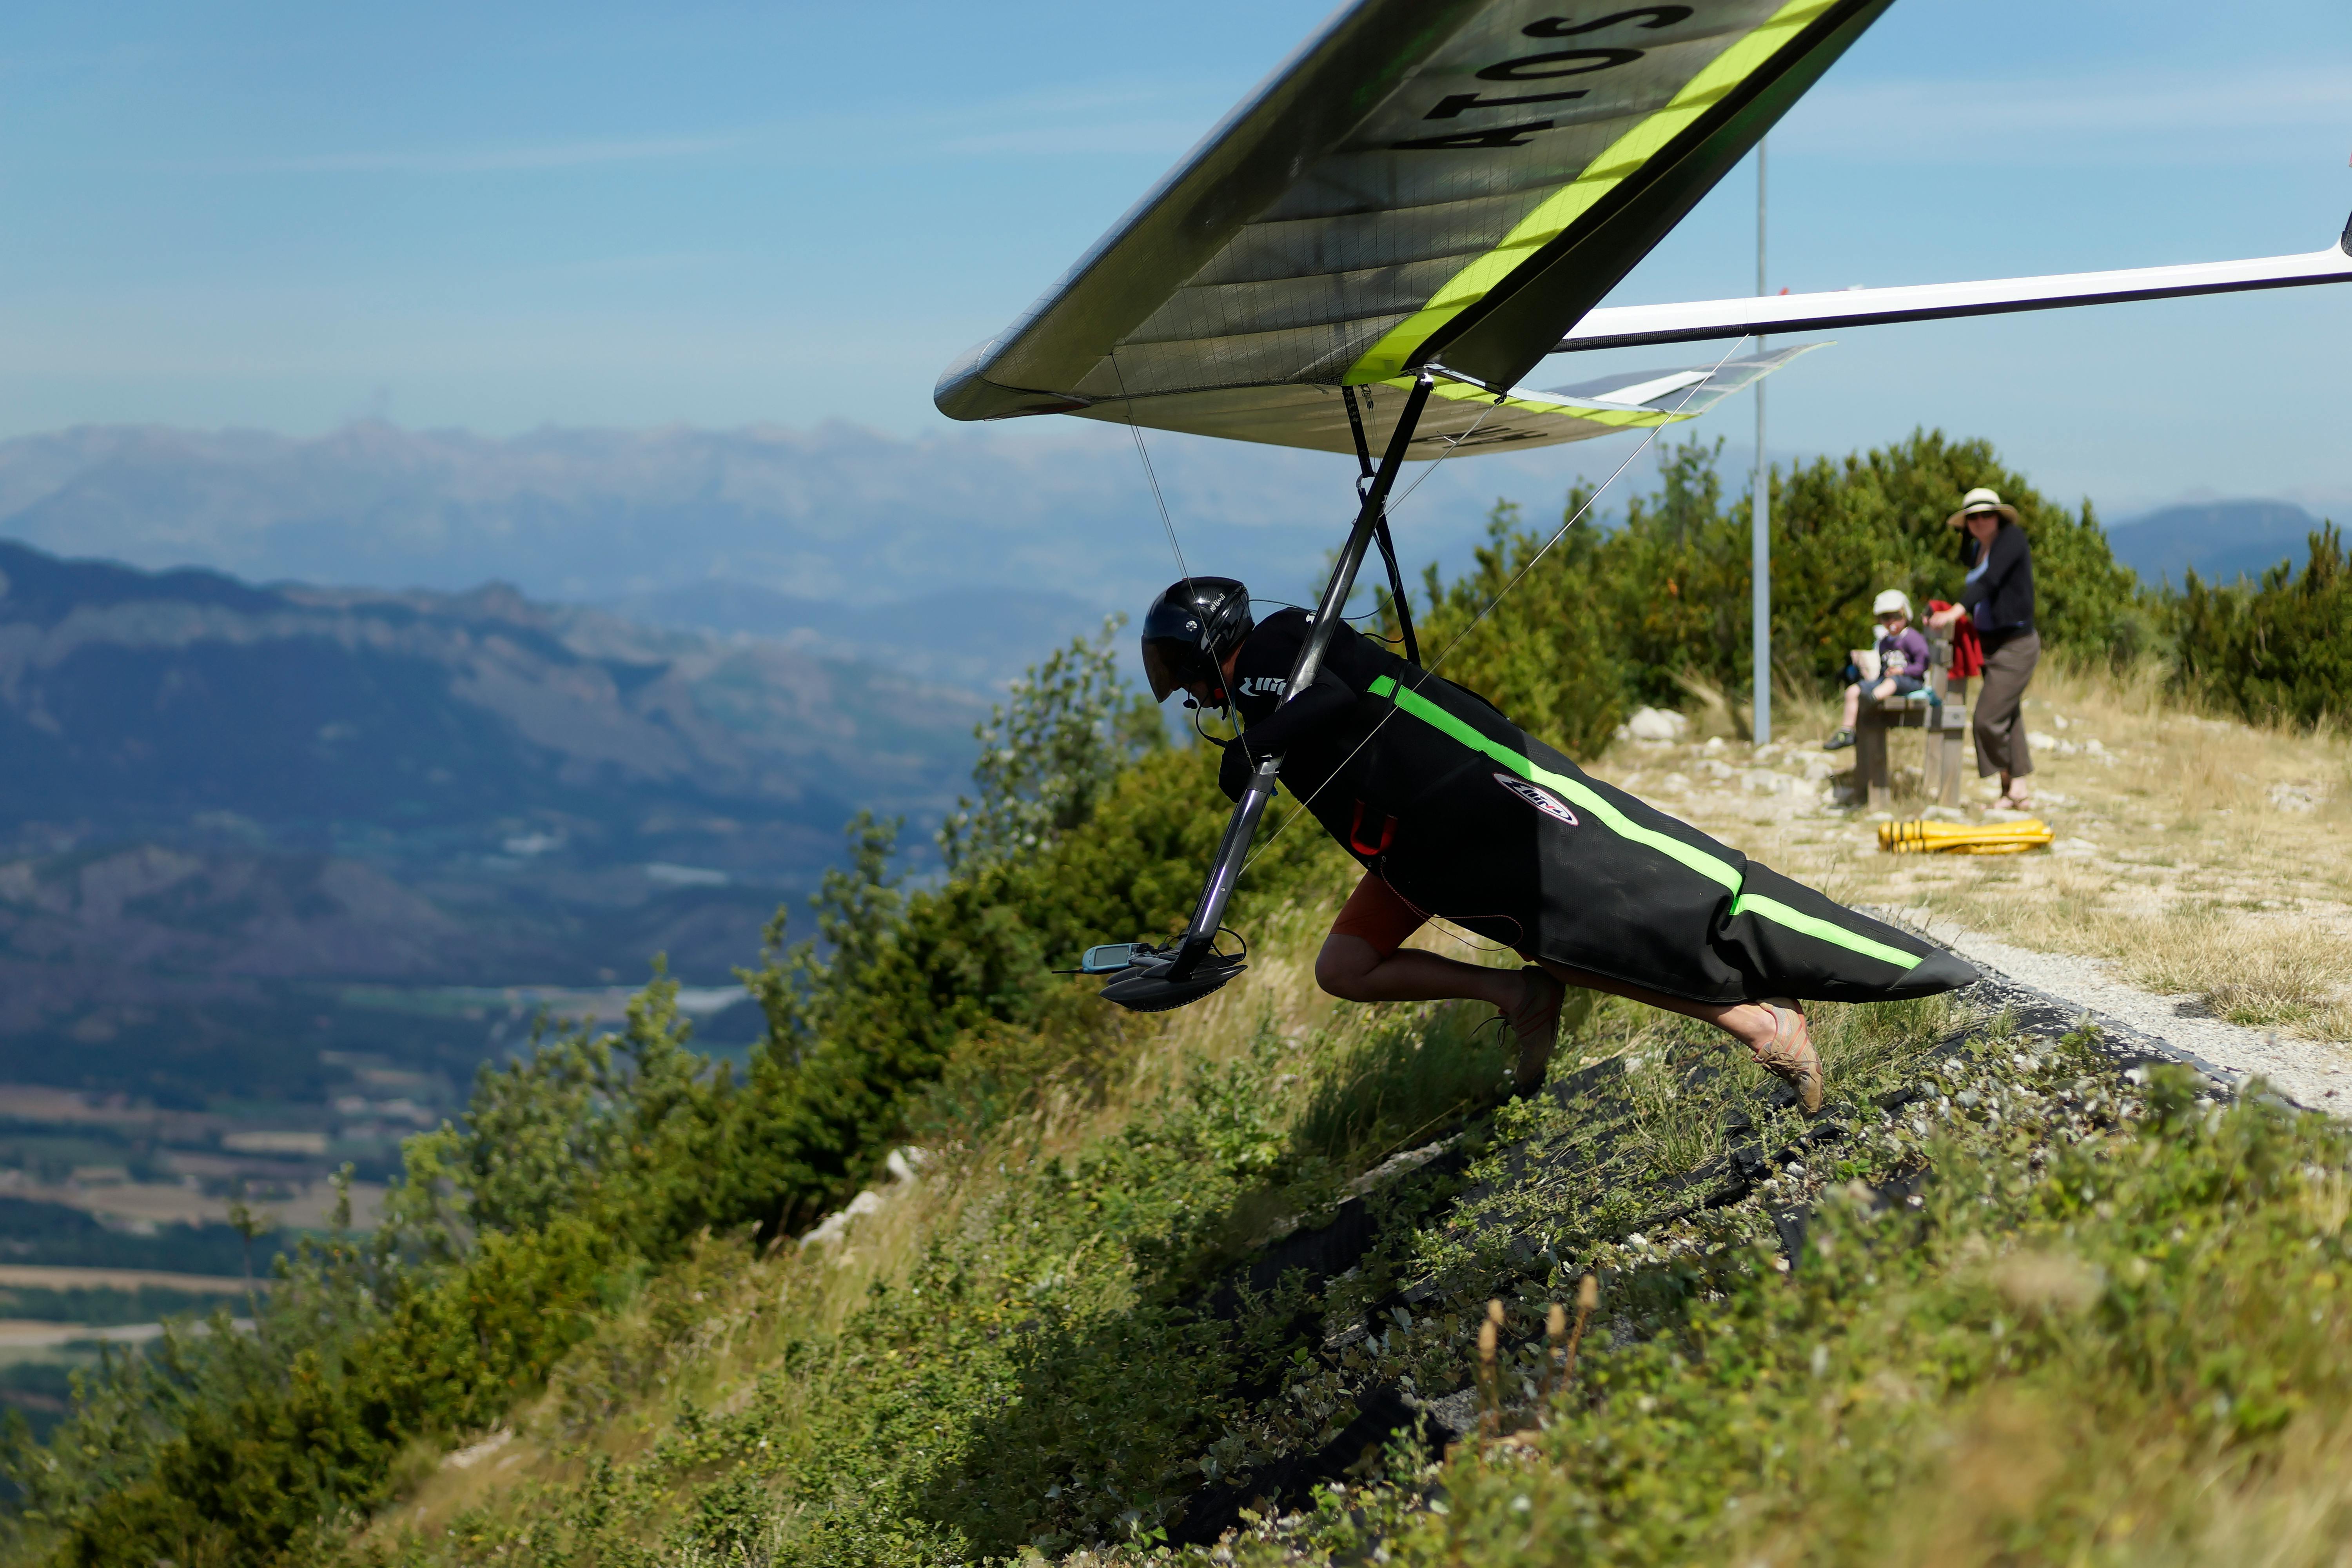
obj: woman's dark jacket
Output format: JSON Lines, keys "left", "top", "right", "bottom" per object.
{"left": 1961, "top": 522, "right": 2035, "bottom": 637}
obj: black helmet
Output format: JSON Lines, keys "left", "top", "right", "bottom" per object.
{"left": 1140, "top": 577, "right": 1252, "bottom": 703}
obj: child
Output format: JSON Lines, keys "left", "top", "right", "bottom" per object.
{"left": 1824, "top": 590, "right": 1931, "bottom": 751}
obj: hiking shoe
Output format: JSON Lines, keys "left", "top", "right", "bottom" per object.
{"left": 1822, "top": 728, "right": 1855, "bottom": 751}
{"left": 1750, "top": 997, "right": 1822, "bottom": 1114}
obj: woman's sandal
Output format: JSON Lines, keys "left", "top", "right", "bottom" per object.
{"left": 1749, "top": 997, "right": 1823, "bottom": 1114}
{"left": 1501, "top": 966, "right": 1566, "bottom": 1098}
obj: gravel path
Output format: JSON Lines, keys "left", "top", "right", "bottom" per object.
{"left": 1870, "top": 908, "right": 2352, "bottom": 1112}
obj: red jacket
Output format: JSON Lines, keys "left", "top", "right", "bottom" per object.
{"left": 1928, "top": 600, "right": 1985, "bottom": 679}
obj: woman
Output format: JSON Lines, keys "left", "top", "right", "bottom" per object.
{"left": 1140, "top": 578, "right": 1978, "bottom": 1113}
{"left": 1929, "top": 487, "right": 2038, "bottom": 809}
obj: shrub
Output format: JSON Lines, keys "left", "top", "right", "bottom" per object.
{"left": 1403, "top": 431, "right": 2147, "bottom": 755}
{"left": 2172, "top": 522, "right": 2352, "bottom": 728}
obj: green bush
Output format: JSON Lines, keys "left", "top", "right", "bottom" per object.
{"left": 2172, "top": 522, "right": 2352, "bottom": 728}
{"left": 1406, "top": 431, "right": 2146, "bottom": 754}
{"left": 4, "top": 1211, "right": 620, "bottom": 1566}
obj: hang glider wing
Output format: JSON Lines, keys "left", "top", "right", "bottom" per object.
{"left": 937, "top": 0, "right": 1894, "bottom": 457}
{"left": 1557, "top": 214, "right": 2352, "bottom": 351}
{"left": 1109, "top": 342, "right": 1824, "bottom": 456}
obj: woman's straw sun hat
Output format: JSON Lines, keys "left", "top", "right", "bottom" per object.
{"left": 1947, "top": 486, "right": 2021, "bottom": 527}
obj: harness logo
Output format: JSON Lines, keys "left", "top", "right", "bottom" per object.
{"left": 1237, "top": 675, "right": 1289, "bottom": 698}
{"left": 1493, "top": 771, "right": 1577, "bottom": 826}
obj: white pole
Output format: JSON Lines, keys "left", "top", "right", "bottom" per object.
{"left": 1751, "top": 138, "right": 1770, "bottom": 746}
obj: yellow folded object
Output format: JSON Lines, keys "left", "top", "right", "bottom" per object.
{"left": 1878, "top": 818, "right": 2054, "bottom": 855}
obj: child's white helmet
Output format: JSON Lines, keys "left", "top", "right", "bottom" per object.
{"left": 1871, "top": 589, "right": 1912, "bottom": 619}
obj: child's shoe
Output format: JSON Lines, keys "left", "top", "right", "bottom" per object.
{"left": 1822, "top": 728, "right": 1855, "bottom": 751}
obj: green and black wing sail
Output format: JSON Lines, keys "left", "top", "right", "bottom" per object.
{"left": 936, "top": 0, "right": 1891, "bottom": 456}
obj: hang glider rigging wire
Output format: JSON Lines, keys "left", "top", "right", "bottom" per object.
{"left": 1239, "top": 335, "right": 1757, "bottom": 876}
{"left": 1111, "top": 349, "right": 1194, "bottom": 595}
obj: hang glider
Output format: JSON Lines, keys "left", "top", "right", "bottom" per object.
{"left": 940, "top": 0, "right": 1901, "bottom": 457}
{"left": 1080, "top": 342, "right": 1824, "bottom": 457}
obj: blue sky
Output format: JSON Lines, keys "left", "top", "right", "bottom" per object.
{"left": 4, "top": 0, "right": 2350, "bottom": 516}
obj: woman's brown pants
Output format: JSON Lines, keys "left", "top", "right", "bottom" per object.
{"left": 1973, "top": 630, "right": 2040, "bottom": 779}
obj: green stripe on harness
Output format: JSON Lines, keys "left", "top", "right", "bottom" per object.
{"left": 1366, "top": 675, "right": 1920, "bottom": 973}
{"left": 1369, "top": 676, "right": 1740, "bottom": 893}
{"left": 1727, "top": 892, "right": 1922, "bottom": 971}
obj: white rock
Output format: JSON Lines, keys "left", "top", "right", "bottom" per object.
{"left": 2085, "top": 738, "right": 2108, "bottom": 755}
{"left": 1703, "top": 735, "right": 1727, "bottom": 754}
{"left": 1803, "top": 757, "right": 1833, "bottom": 782}
{"left": 800, "top": 1187, "right": 889, "bottom": 1248}
{"left": 2269, "top": 782, "right": 2323, "bottom": 813}
{"left": 886, "top": 1145, "right": 932, "bottom": 1183}
{"left": 1661, "top": 771, "right": 1692, "bottom": 791}
{"left": 1744, "top": 769, "right": 1792, "bottom": 796}
{"left": 2028, "top": 730, "right": 2057, "bottom": 750}
{"left": 442, "top": 1429, "right": 514, "bottom": 1471}
{"left": 1625, "top": 706, "right": 1690, "bottom": 742}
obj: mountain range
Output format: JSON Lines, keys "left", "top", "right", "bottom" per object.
{"left": 2103, "top": 499, "right": 2338, "bottom": 588}
{"left": 0, "top": 537, "right": 985, "bottom": 1106}
{"left": 0, "top": 420, "right": 1562, "bottom": 643}
{"left": 603, "top": 580, "right": 1110, "bottom": 690}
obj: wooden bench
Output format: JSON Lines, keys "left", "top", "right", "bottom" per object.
{"left": 1853, "top": 630, "right": 1969, "bottom": 810}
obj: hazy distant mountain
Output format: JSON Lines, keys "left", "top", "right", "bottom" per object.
{"left": 0, "top": 537, "right": 979, "bottom": 858}
{"left": 2106, "top": 500, "right": 2334, "bottom": 588}
{"left": 0, "top": 538, "right": 988, "bottom": 1101}
{"left": 606, "top": 581, "right": 1109, "bottom": 689}
{"left": 0, "top": 421, "right": 1568, "bottom": 628}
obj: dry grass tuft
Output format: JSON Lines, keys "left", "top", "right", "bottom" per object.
{"left": 2129, "top": 914, "right": 2352, "bottom": 1034}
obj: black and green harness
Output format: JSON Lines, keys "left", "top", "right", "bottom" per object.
{"left": 1227, "top": 605, "right": 1973, "bottom": 1007}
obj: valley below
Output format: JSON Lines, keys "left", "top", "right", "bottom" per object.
{"left": 0, "top": 534, "right": 993, "bottom": 1388}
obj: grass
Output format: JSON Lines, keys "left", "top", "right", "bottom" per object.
{"left": 317, "top": 886, "right": 2238, "bottom": 1568}
{"left": 341, "top": 973, "right": 2352, "bottom": 1568}
{"left": 1196, "top": 1052, "right": 2352, "bottom": 1568}
{"left": 1608, "top": 658, "right": 2352, "bottom": 1044}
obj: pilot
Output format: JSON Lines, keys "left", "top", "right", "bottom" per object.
{"left": 1140, "top": 576, "right": 1978, "bottom": 1111}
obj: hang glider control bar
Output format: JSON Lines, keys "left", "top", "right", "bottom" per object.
{"left": 1552, "top": 212, "right": 2352, "bottom": 354}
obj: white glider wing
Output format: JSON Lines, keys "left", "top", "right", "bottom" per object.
{"left": 1557, "top": 216, "right": 2352, "bottom": 351}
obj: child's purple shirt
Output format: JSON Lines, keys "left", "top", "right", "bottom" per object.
{"left": 1877, "top": 626, "right": 1931, "bottom": 679}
